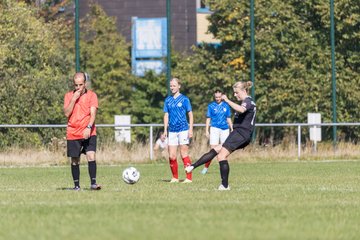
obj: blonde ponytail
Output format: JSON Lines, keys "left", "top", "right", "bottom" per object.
{"left": 233, "top": 81, "right": 253, "bottom": 92}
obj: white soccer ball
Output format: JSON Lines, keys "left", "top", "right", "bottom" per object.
{"left": 122, "top": 167, "right": 140, "bottom": 184}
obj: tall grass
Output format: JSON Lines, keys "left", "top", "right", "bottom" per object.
{"left": 0, "top": 130, "right": 358, "bottom": 166}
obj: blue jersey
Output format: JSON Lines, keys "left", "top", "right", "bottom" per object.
{"left": 164, "top": 94, "right": 192, "bottom": 132}
{"left": 207, "top": 101, "right": 231, "bottom": 130}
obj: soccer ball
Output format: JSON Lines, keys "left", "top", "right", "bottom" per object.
{"left": 122, "top": 167, "right": 140, "bottom": 184}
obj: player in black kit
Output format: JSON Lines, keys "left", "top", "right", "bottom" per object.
{"left": 185, "top": 81, "right": 256, "bottom": 190}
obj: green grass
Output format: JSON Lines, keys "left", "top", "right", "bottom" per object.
{"left": 1, "top": 161, "right": 360, "bottom": 240}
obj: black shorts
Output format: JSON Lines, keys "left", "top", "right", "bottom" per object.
{"left": 222, "top": 129, "right": 251, "bottom": 153}
{"left": 67, "top": 136, "right": 97, "bottom": 158}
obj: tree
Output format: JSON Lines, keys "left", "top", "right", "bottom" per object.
{"left": 0, "top": 1, "right": 72, "bottom": 147}
{"left": 178, "top": 0, "right": 360, "bottom": 142}
{"left": 79, "top": 4, "right": 133, "bottom": 124}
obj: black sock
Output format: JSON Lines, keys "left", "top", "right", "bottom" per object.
{"left": 71, "top": 164, "right": 80, "bottom": 187}
{"left": 88, "top": 161, "right": 97, "bottom": 185}
{"left": 192, "top": 149, "right": 218, "bottom": 169}
{"left": 219, "top": 160, "right": 230, "bottom": 188}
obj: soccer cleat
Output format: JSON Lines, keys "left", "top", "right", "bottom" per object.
{"left": 170, "top": 178, "right": 179, "bottom": 183}
{"left": 201, "top": 168, "right": 208, "bottom": 175}
{"left": 90, "top": 184, "right": 102, "bottom": 190}
{"left": 184, "top": 165, "right": 194, "bottom": 173}
{"left": 182, "top": 178, "right": 192, "bottom": 183}
{"left": 218, "top": 184, "right": 230, "bottom": 191}
{"left": 73, "top": 186, "right": 81, "bottom": 191}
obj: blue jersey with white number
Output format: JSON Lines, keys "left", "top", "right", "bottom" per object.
{"left": 206, "top": 101, "right": 231, "bottom": 130}
{"left": 164, "top": 94, "right": 192, "bottom": 132}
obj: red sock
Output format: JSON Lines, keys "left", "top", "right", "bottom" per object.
{"left": 205, "top": 160, "right": 212, "bottom": 168}
{"left": 182, "top": 156, "right": 192, "bottom": 180}
{"left": 169, "top": 158, "right": 178, "bottom": 179}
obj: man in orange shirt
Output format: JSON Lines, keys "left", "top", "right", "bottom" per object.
{"left": 64, "top": 72, "right": 101, "bottom": 191}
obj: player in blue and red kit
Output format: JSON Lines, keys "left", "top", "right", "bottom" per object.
{"left": 186, "top": 81, "right": 256, "bottom": 190}
{"left": 163, "top": 78, "right": 193, "bottom": 183}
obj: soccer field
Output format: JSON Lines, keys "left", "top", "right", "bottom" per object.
{"left": 1, "top": 161, "right": 360, "bottom": 240}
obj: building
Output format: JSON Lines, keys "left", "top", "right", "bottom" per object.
{"left": 79, "top": 0, "right": 219, "bottom": 53}
{"left": 196, "top": 1, "right": 220, "bottom": 45}
{"left": 79, "top": 0, "right": 197, "bottom": 53}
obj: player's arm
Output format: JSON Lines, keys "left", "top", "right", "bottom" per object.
{"left": 88, "top": 106, "right": 97, "bottom": 127}
{"left": 163, "top": 113, "right": 169, "bottom": 138}
{"left": 222, "top": 95, "right": 246, "bottom": 113}
{"left": 188, "top": 111, "right": 193, "bottom": 138}
{"left": 64, "top": 91, "right": 81, "bottom": 118}
{"left": 205, "top": 118, "right": 211, "bottom": 138}
{"left": 83, "top": 106, "right": 97, "bottom": 139}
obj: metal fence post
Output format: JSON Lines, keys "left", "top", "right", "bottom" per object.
{"left": 297, "top": 125, "right": 301, "bottom": 160}
{"left": 75, "top": 0, "right": 80, "bottom": 72}
{"left": 150, "top": 125, "right": 153, "bottom": 160}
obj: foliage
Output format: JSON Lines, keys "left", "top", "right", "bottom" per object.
{"left": 16, "top": 0, "right": 72, "bottom": 21}
{"left": 0, "top": 1, "right": 72, "bottom": 147}
{"left": 0, "top": 0, "right": 358, "bottom": 149}
{"left": 79, "top": 4, "right": 133, "bottom": 125}
{"left": 182, "top": 0, "right": 360, "bottom": 141}
{"left": 127, "top": 71, "right": 168, "bottom": 141}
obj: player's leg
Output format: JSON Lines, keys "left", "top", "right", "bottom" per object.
{"left": 177, "top": 130, "right": 191, "bottom": 182}
{"left": 71, "top": 157, "right": 81, "bottom": 190}
{"left": 185, "top": 144, "right": 221, "bottom": 173}
{"left": 202, "top": 127, "right": 220, "bottom": 174}
{"left": 202, "top": 144, "right": 217, "bottom": 174}
{"left": 168, "top": 132, "right": 179, "bottom": 182}
{"left": 67, "top": 139, "right": 82, "bottom": 190}
{"left": 217, "top": 147, "right": 231, "bottom": 190}
{"left": 217, "top": 129, "right": 230, "bottom": 180}
{"left": 179, "top": 144, "right": 192, "bottom": 182}
{"left": 178, "top": 130, "right": 192, "bottom": 182}
{"left": 84, "top": 136, "right": 101, "bottom": 190}
{"left": 218, "top": 130, "right": 251, "bottom": 190}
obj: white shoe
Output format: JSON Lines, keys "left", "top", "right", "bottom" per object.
{"left": 170, "top": 178, "right": 179, "bottom": 183}
{"left": 201, "top": 168, "right": 208, "bottom": 175}
{"left": 182, "top": 178, "right": 192, "bottom": 183}
{"left": 218, "top": 184, "right": 230, "bottom": 191}
{"left": 185, "top": 165, "right": 194, "bottom": 173}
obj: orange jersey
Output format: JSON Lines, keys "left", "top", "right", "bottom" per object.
{"left": 64, "top": 89, "right": 98, "bottom": 140}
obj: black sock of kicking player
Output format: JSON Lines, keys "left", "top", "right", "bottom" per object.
{"left": 192, "top": 149, "right": 218, "bottom": 169}
{"left": 219, "top": 160, "right": 230, "bottom": 188}
{"left": 88, "top": 161, "right": 97, "bottom": 185}
{"left": 71, "top": 164, "right": 80, "bottom": 187}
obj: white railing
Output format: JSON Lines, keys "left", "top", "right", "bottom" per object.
{"left": 0, "top": 123, "right": 359, "bottom": 160}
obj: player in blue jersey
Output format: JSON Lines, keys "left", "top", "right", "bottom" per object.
{"left": 186, "top": 81, "right": 256, "bottom": 190}
{"left": 201, "top": 90, "right": 233, "bottom": 174}
{"left": 163, "top": 78, "right": 193, "bottom": 183}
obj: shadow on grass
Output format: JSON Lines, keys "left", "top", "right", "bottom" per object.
{"left": 56, "top": 187, "right": 100, "bottom": 191}
{"left": 159, "top": 179, "right": 191, "bottom": 183}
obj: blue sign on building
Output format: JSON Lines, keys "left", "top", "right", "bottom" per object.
{"left": 132, "top": 17, "right": 167, "bottom": 76}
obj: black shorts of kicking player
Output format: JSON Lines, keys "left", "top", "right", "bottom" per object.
{"left": 67, "top": 135, "right": 97, "bottom": 158}
{"left": 222, "top": 129, "right": 251, "bottom": 153}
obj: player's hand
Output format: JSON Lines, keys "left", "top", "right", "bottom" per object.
{"left": 221, "top": 94, "right": 229, "bottom": 102}
{"left": 188, "top": 129, "right": 193, "bottom": 138}
{"left": 163, "top": 131, "right": 167, "bottom": 138}
{"left": 205, "top": 131, "right": 210, "bottom": 138}
{"left": 83, "top": 128, "right": 91, "bottom": 139}
{"left": 73, "top": 90, "right": 81, "bottom": 101}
